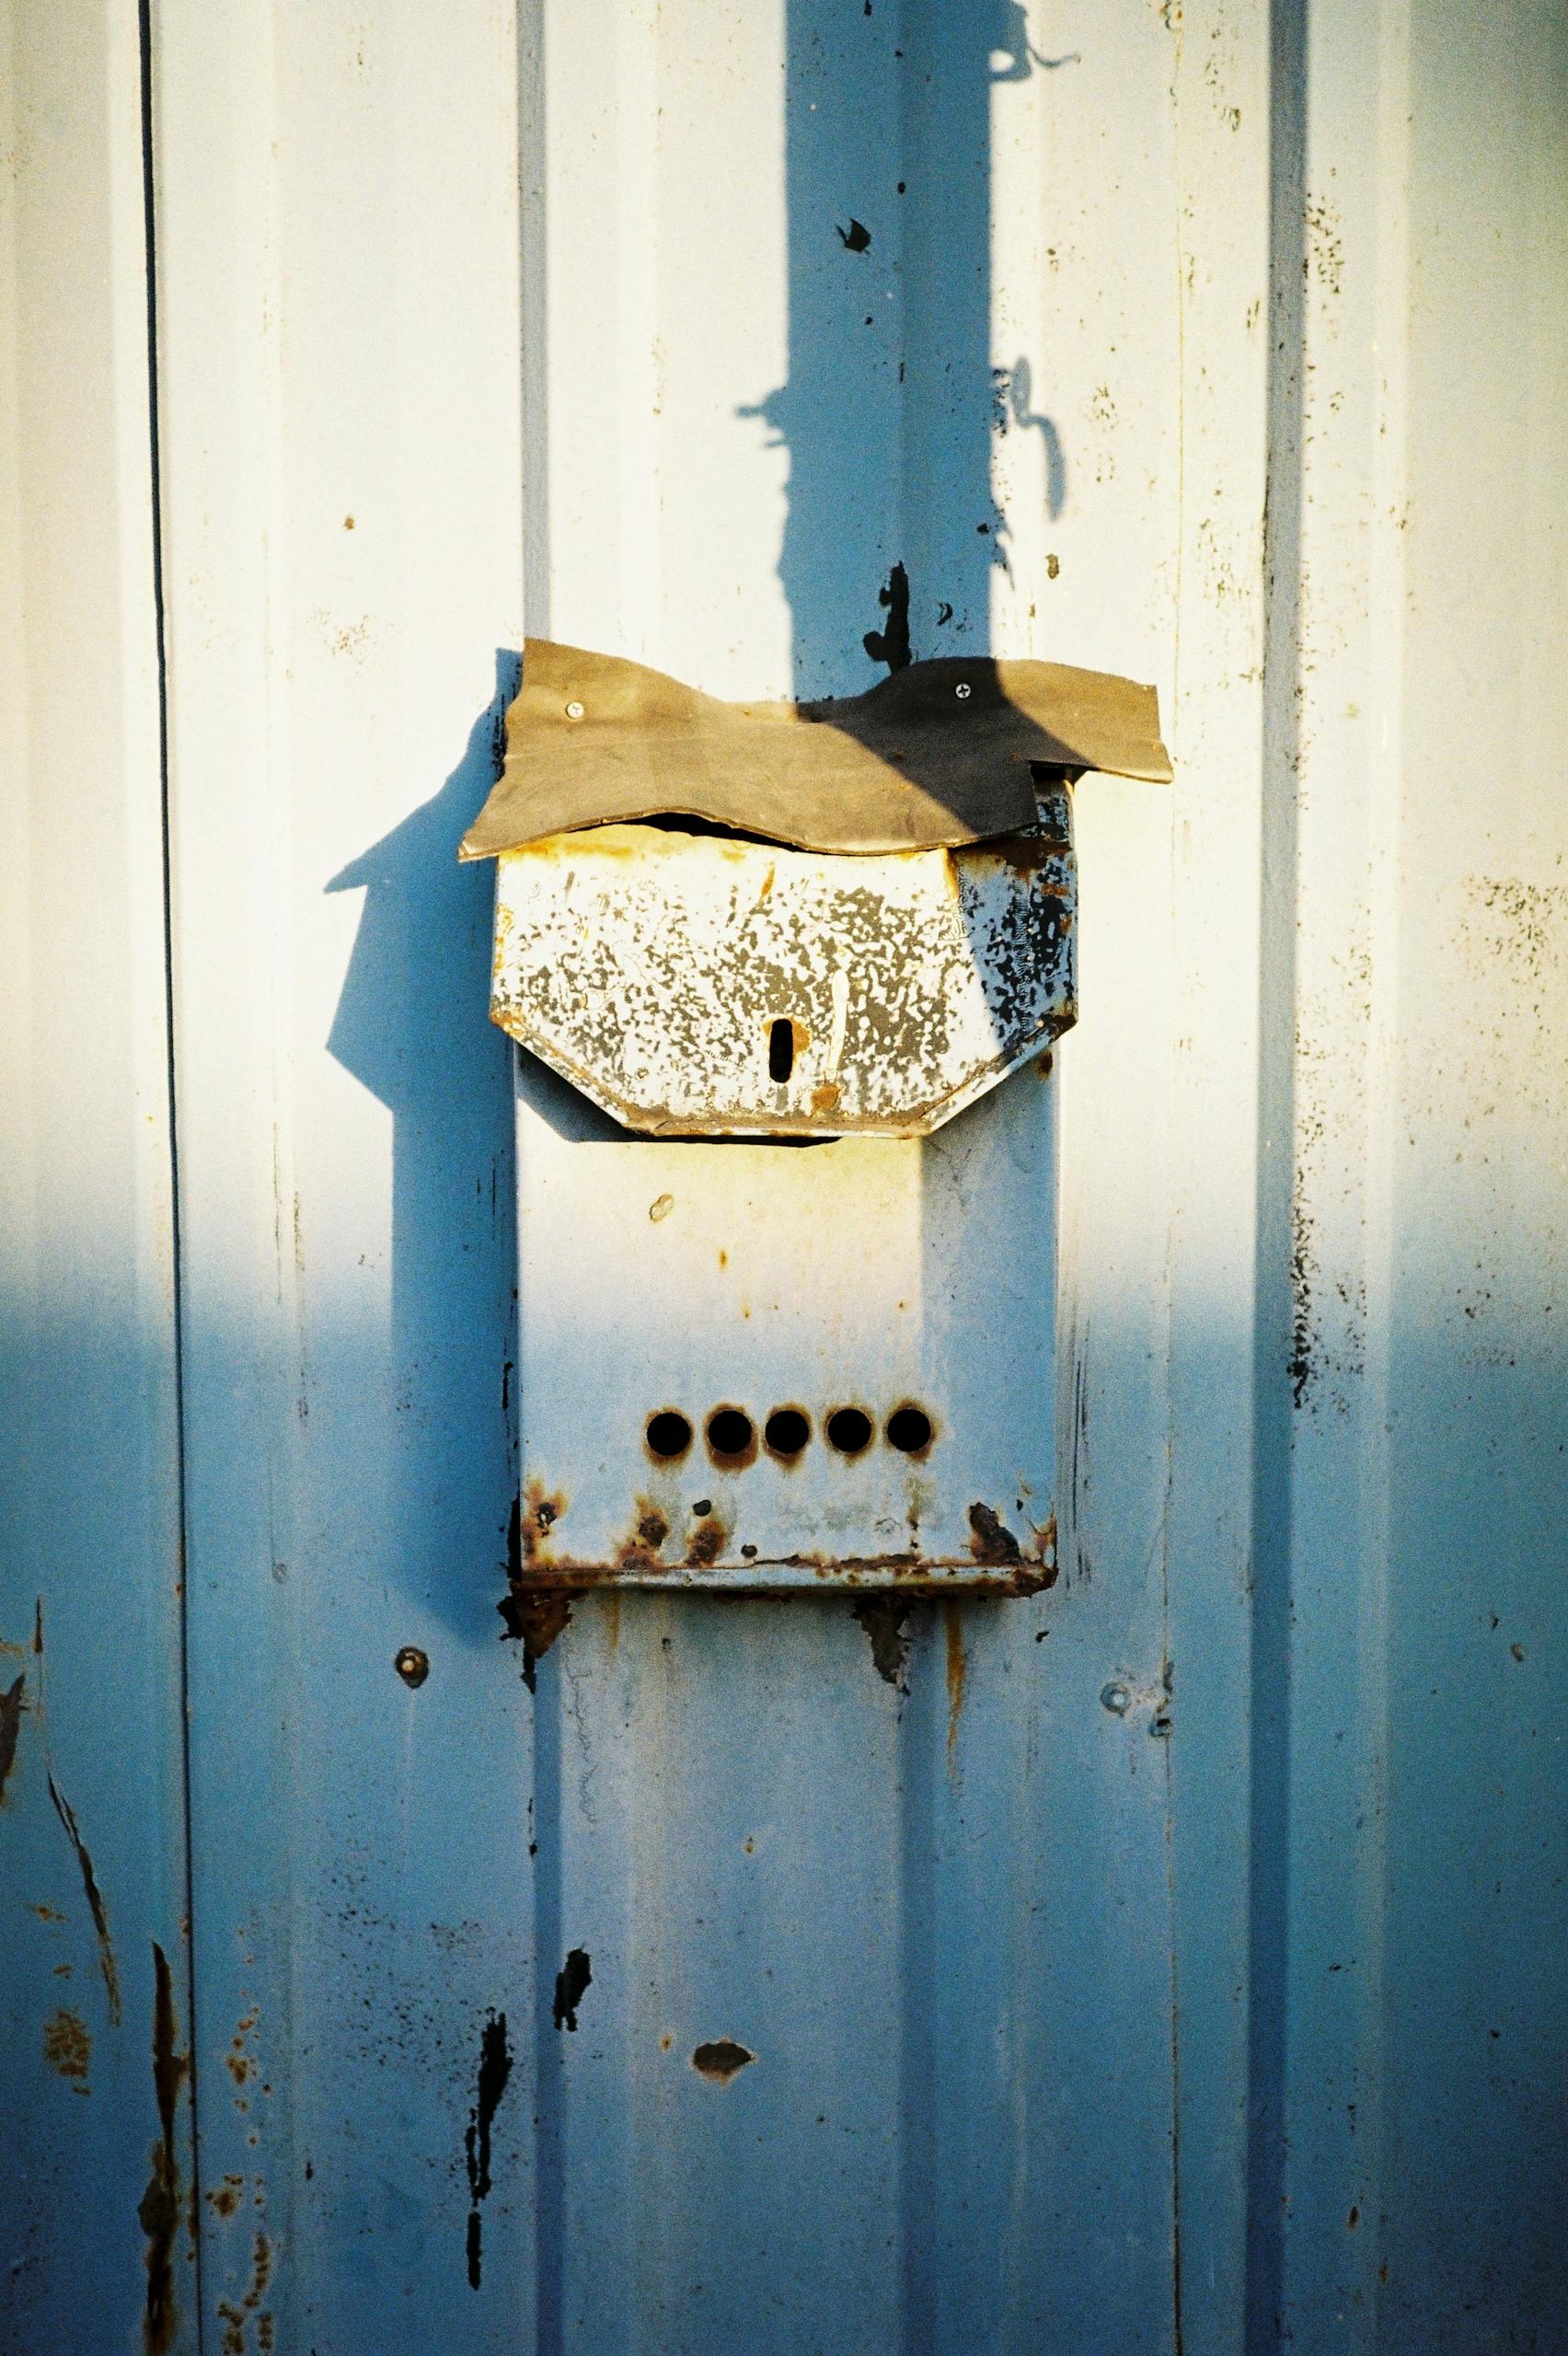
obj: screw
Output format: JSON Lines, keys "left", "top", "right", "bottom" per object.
{"left": 1100, "top": 1680, "right": 1130, "bottom": 1715}
{"left": 564, "top": 699, "right": 585, "bottom": 720}
{"left": 954, "top": 682, "right": 972, "bottom": 699}
{"left": 394, "top": 1647, "right": 430, "bottom": 1689}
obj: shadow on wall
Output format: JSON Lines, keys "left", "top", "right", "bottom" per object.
{"left": 324, "top": 650, "right": 522, "bottom": 1643}
{"left": 742, "top": 0, "right": 1069, "bottom": 703}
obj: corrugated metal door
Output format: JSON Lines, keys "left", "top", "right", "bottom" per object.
{"left": 4, "top": 3, "right": 1564, "bottom": 2352}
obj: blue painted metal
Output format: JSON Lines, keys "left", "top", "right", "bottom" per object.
{"left": 6, "top": 0, "right": 1565, "bottom": 2350}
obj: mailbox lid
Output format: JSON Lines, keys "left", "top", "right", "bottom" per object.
{"left": 490, "top": 783, "right": 1077, "bottom": 1138}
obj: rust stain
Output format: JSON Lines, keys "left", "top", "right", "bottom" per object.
{"left": 686, "top": 1516, "right": 728, "bottom": 1568}
{"left": 42, "top": 2006, "right": 90, "bottom": 2087}
{"left": 944, "top": 1603, "right": 967, "bottom": 1762}
{"left": 517, "top": 1479, "right": 569, "bottom": 1567}
{"left": 140, "top": 1941, "right": 190, "bottom": 2356}
{"left": 967, "top": 1501, "right": 1023, "bottom": 1568}
{"left": 884, "top": 1400, "right": 937, "bottom": 1462}
{"left": 498, "top": 1494, "right": 572, "bottom": 1689}
{"left": 810, "top": 1083, "right": 842, "bottom": 1114}
{"left": 464, "top": 2011, "right": 513, "bottom": 2290}
{"left": 615, "top": 1501, "right": 671, "bottom": 1569}
{"left": 0, "top": 1671, "right": 25, "bottom": 1803}
{"left": 692, "top": 2038, "right": 755, "bottom": 2084}
{"left": 761, "top": 1404, "right": 813, "bottom": 1465}
{"left": 205, "top": 2175, "right": 245, "bottom": 2219}
{"left": 704, "top": 1405, "right": 760, "bottom": 1472}
{"left": 47, "top": 1773, "right": 120, "bottom": 2024}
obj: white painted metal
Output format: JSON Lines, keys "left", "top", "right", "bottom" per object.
{"left": 514, "top": 1049, "right": 1059, "bottom": 1585}
{"left": 492, "top": 797, "right": 1074, "bottom": 1138}
{"left": 1, "top": 1, "right": 197, "bottom": 2343}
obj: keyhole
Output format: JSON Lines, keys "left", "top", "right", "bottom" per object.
{"left": 768, "top": 1019, "right": 795, "bottom": 1084}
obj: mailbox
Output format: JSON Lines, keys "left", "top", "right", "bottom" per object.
{"left": 462, "top": 641, "right": 1169, "bottom": 1595}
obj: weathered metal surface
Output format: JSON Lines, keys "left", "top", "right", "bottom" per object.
{"left": 491, "top": 786, "right": 1075, "bottom": 1138}
{"left": 513, "top": 1048, "right": 1059, "bottom": 1588}
{"left": 26, "top": 0, "right": 1555, "bottom": 2353}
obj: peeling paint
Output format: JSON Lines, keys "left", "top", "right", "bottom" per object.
{"left": 491, "top": 798, "right": 1077, "bottom": 1138}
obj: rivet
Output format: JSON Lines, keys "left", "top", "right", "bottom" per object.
{"left": 395, "top": 1647, "right": 430, "bottom": 1689}
{"left": 1100, "top": 1680, "right": 1130, "bottom": 1716}
{"left": 564, "top": 699, "right": 585, "bottom": 720}
{"left": 954, "top": 682, "right": 971, "bottom": 699}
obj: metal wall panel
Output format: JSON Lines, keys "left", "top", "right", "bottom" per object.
{"left": 0, "top": 5, "right": 196, "bottom": 2350}
{"left": 1254, "top": 6, "right": 1568, "bottom": 2348}
{"left": 151, "top": 3, "right": 532, "bottom": 2347}
{"left": 5, "top": 0, "right": 1552, "bottom": 2350}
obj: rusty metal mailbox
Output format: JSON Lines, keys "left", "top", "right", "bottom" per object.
{"left": 462, "top": 641, "right": 1170, "bottom": 1597}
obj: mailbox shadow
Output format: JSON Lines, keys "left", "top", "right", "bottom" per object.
{"left": 324, "top": 651, "right": 522, "bottom": 1644}
{"left": 743, "top": 0, "right": 1068, "bottom": 718}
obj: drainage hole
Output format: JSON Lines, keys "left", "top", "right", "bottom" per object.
{"left": 646, "top": 1410, "right": 693, "bottom": 1460}
{"left": 885, "top": 1404, "right": 933, "bottom": 1453}
{"left": 767, "top": 1018, "right": 795, "bottom": 1085}
{"left": 764, "top": 1406, "right": 812, "bottom": 1457}
{"left": 825, "top": 1406, "right": 873, "bottom": 1455}
{"left": 707, "top": 1407, "right": 755, "bottom": 1457}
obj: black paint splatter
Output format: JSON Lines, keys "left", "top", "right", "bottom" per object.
{"left": 464, "top": 2011, "right": 513, "bottom": 2289}
{"left": 553, "top": 1947, "right": 592, "bottom": 2034}
{"left": 863, "top": 560, "right": 911, "bottom": 672}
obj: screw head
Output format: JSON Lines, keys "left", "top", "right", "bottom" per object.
{"left": 394, "top": 1646, "right": 430, "bottom": 1689}
{"left": 1100, "top": 1680, "right": 1130, "bottom": 1716}
{"left": 564, "top": 699, "right": 585, "bottom": 721}
{"left": 954, "top": 682, "right": 972, "bottom": 699}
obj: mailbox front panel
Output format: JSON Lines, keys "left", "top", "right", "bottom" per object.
{"left": 513, "top": 1052, "right": 1058, "bottom": 1591}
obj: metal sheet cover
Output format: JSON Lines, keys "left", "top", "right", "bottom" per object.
{"left": 459, "top": 638, "right": 1172, "bottom": 860}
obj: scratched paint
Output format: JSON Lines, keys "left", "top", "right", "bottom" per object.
{"left": 490, "top": 789, "right": 1076, "bottom": 1138}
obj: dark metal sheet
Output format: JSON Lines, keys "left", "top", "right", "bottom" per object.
{"left": 459, "top": 638, "right": 1171, "bottom": 860}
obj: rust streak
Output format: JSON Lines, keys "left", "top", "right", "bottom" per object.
{"left": 943, "top": 1603, "right": 966, "bottom": 1763}
{"left": 47, "top": 1773, "right": 120, "bottom": 2024}
{"left": 140, "top": 1941, "right": 190, "bottom": 2356}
